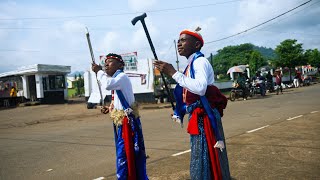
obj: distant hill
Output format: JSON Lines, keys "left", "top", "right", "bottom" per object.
{"left": 253, "top": 45, "right": 276, "bottom": 59}
{"left": 68, "top": 71, "right": 85, "bottom": 77}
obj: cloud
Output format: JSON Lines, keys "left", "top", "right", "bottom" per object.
{"left": 188, "top": 17, "right": 223, "bottom": 55}
{"left": 128, "top": 0, "right": 157, "bottom": 11}
{"left": 99, "top": 31, "right": 120, "bottom": 53}
{"left": 0, "top": 1, "right": 92, "bottom": 72}
{"left": 234, "top": 0, "right": 301, "bottom": 32}
{"left": 0, "top": 0, "right": 318, "bottom": 74}
{"left": 62, "top": 20, "right": 85, "bottom": 33}
{"left": 227, "top": 0, "right": 320, "bottom": 50}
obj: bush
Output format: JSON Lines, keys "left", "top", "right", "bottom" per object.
{"left": 68, "top": 88, "right": 77, "bottom": 97}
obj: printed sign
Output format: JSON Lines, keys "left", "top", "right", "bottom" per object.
{"left": 100, "top": 52, "right": 138, "bottom": 71}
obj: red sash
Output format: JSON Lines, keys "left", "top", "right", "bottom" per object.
{"left": 187, "top": 107, "right": 222, "bottom": 180}
{"left": 122, "top": 117, "right": 137, "bottom": 180}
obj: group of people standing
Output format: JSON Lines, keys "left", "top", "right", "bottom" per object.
{"left": 92, "top": 28, "right": 230, "bottom": 179}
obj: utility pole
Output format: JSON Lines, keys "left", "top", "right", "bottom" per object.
{"left": 174, "top": 39, "right": 179, "bottom": 71}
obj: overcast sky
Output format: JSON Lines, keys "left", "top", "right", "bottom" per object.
{"left": 0, "top": 0, "right": 319, "bottom": 73}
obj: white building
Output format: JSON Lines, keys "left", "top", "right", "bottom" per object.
{"left": 66, "top": 76, "right": 76, "bottom": 89}
{"left": 0, "top": 64, "right": 71, "bottom": 104}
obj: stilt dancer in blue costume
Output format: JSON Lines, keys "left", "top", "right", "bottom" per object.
{"left": 92, "top": 53, "right": 148, "bottom": 180}
{"left": 154, "top": 28, "right": 231, "bottom": 180}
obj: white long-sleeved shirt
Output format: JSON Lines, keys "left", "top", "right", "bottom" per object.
{"left": 97, "top": 70, "right": 135, "bottom": 110}
{"left": 172, "top": 53, "right": 215, "bottom": 96}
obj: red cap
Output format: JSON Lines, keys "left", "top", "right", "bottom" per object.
{"left": 180, "top": 29, "right": 204, "bottom": 46}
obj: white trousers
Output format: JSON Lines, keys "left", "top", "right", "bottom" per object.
{"left": 293, "top": 78, "right": 299, "bottom": 87}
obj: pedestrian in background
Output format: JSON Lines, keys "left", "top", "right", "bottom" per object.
{"left": 275, "top": 70, "right": 283, "bottom": 95}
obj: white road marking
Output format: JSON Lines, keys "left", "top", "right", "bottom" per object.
{"left": 246, "top": 125, "right": 269, "bottom": 133}
{"left": 93, "top": 177, "right": 105, "bottom": 180}
{"left": 287, "top": 115, "right": 303, "bottom": 121}
{"left": 46, "top": 169, "right": 53, "bottom": 172}
{"left": 310, "top": 111, "right": 318, "bottom": 114}
{"left": 172, "top": 149, "right": 191, "bottom": 157}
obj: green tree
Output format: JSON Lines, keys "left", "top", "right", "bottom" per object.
{"left": 253, "top": 46, "right": 276, "bottom": 59}
{"left": 76, "top": 73, "right": 84, "bottom": 96}
{"left": 212, "top": 43, "right": 255, "bottom": 75}
{"left": 305, "top": 48, "right": 320, "bottom": 69}
{"left": 273, "top": 39, "right": 304, "bottom": 80}
{"left": 249, "top": 50, "right": 266, "bottom": 75}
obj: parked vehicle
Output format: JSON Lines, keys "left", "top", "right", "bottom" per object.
{"left": 250, "top": 80, "right": 266, "bottom": 97}
{"left": 302, "top": 75, "right": 311, "bottom": 86}
{"left": 229, "top": 82, "right": 249, "bottom": 101}
{"left": 266, "top": 80, "right": 274, "bottom": 93}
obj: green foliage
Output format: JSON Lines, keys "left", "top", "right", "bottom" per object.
{"left": 273, "top": 39, "right": 304, "bottom": 68}
{"left": 253, "top": 46, "right": 276, "bottom": 59}
{"left": 211, "top": 43, "right": 268, "bottom": 75}
{"left": 305, "top": 48, "right": 320, "bottom": 68}
{"left": 72, "top": 74, "right": 84, "bottom": 96}
{"left": 212, "top": 43, "right": 252, "bottom": 74}
{"left": 249, "top": 50, "right": 267, "bottom": 74}
{"left": 67, "top": 88, "right": 76, "bottom": 97}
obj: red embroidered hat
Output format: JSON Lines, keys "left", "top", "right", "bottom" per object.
{"left": 180, "top": 27, "right": 204, "bottom": 46}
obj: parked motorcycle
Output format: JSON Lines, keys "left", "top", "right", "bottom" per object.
{"left": 250, "top": 80, "right": 266, "bottom": 97}
{"left": 266, "top": 80, "right": 274, "bottom": 93}
{"left": 229, "top": 82, "right": 248, "bottom": 101}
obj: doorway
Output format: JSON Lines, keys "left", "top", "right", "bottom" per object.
{"left": 28, "top": 75, "right": 36, "bottom": 101}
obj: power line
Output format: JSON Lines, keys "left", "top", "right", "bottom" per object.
{"left": 0, "top": 27, "right": 130, "bottom": 32}
{"left": 0, "top": 0, "right": 242, "bottom": 21}
{"left": 205, "top": 0, "right": 313, "bottom": 44}
{"left": 0, "top": 49, "right": 82, "bottom": 53}
{"left": 205, "top": 1, "right": 320, "bottom": 51}
{"left": 204, "top": 0, "right": 320, "bottom": 52}
{"left": 1, "top": 0, "right": 317, "bottom": 54}
{"left": 254, "top": 0, "right": 320, "bottom": 33}
{"left": 258, "top": 30, "right": 320, "bottom": 37}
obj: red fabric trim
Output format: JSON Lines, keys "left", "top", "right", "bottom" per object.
{"left": 122, "top": 117, "right": 137, "bottom": 180}
{"left": 111, "top": 90, "right": 114, "bottom": 100}
{"left": 185, "top": 85, "right": 227, "bottom": 117}
{"left": 106, "top": 55, "right": 124, "bottom": 63}
{"left": 203, "top": 116, "right": 222, "bottom": 180}
{"left": 187, "top": 108, "right": 201, "bottom": 135}
{"left": 180, "top": 30, "right": 204, "bottom": 45}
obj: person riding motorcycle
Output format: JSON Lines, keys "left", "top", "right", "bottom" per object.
{"left": 252, "top": 71, "right": 266, "bottom": 96}
{"left": 266, "top": 71, "right": 274, "bottom": 92}
{"left": 235, "top": 72, "right": 249, "bottom": 100}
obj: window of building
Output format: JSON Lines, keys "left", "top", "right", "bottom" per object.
{"left": 42, "top": 77, "right": 47, "bottom": 90}
{"left": 48, "top": 75, "right": 65, "bottom": 90}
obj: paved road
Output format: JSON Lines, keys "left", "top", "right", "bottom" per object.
{"left": 0, "top": 84, "right": 319, "bottom": 180}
